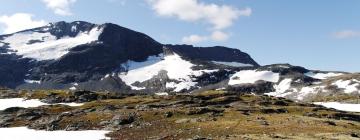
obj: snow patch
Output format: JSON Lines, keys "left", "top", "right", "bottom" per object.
{"left": 267, "top": 65, "right": 290, "bottom": 69}
{"left": 0, "top": 127, "right": 109, "bottom": 140}
{"left": 24, "top": 79, "right": 41, "bottom": 84}
{"left": 58, "top": 102, "right": 84, "bottom": 107}
{"left": 228, "top": 70, "right": 279, "bottom": 85}
{"left": 0, "top": 98, "right": 47, "bottom": 110}
{"left": 131, "top": 86, "right": 146, "bottom": 90}
{"left": 265, "top": 78, "right": 292, "bottom": 97}
{"left": 69, "top": 83, "right": 79, "bottom": 90}
{"left": 275, "top": 78, "right": 292, "bottom": 93}
{"left": 212, "top": 61, "right": 253, "bottom": 67}
{"left": 216, "top": 87, "right": 226, "bottom": 91}
{"left": 101, "top": 74, "right": 111, "bottom": 81}
{"left": 265, "top": 80, "right": 326, "bottom": 100}
{"left": 166, "top": 81, "right": 197, "bottom": 92}
{"left": 71, "top": 25, "right": 77, "bottom": 32}
{"left": 2, "top": 26, "right": 103, "bottom": 61}
{"left": 305, "top": 72, "right": 343, "bottom": 80}
{"left": 0, "top": 98, "right": 83, "bottom": 110}
{"left": 155, "top": 92, "right": 169, "bottom": 96}
{"left": 314, "top": 102, "right": 360, "bottom": 112}
{"left": 297, "top": 86, "right": 325, "bottom": 100}
{"left": 119, "top": 53, "right": 218, "bottom": 92}
{"left": 332, "top": 79, "right": 360, "bottom": 94}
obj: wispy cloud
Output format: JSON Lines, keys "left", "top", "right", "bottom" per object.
{"left": 333, "top": 30, "right": 360, "bottom": 39}
{"left": 182, "top": 31, "right": 230, "bottom": 44}
{"left": 42, "top": 0, "right": 77, "bottom": 16}
{"left": 211, "top": 31, "right": 229, "bottom": 41}
{"left": 182, "top": 34, "right": 208, "bottom": 44}
{"left": 147, "top": 0, "right": 250, "bottom": 44}
{"left": 0, "top": 13, "right": 47, "bottom": 34}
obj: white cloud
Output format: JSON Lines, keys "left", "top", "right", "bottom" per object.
{"left": 333, "top": 30, "right": 360, "bottom": 39}
{"left": 42, "top": 0, "right": 77, "bottom": 16}
{"left": 182, "top": 34, "right": 208, "bottom": 44}
{"left": 147, "top": 0, "right": 250, "bottom": 30}
{"left": 182, "top": 30, "right": 230, "bottom": 44}
{"left": 211, "top": 30, "right": 229, "bottom": 41}
{"left": 0, "top": 13, "right": 47, "bottom": 34}
{"left": 147, "top": 0, "right": 249, "bottom": 44}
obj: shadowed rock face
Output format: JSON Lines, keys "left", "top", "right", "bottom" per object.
{"left": 0, "top": 21, "right": 259, "bottom": 92}
{"left": 0, "top": 55, "right": 32, "bottom": 88}
{"left": 46, "top": 21, "right": 96, "bottom": 38}
{"left": 165, "top": 45, "right": 259, "bottom": 67}
{"left": 35, "top": 23, "right": 163, "bottom": 77}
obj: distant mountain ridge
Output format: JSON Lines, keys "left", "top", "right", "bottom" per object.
{"left": 0, "top": 21, "right": 359, "bottom": 102}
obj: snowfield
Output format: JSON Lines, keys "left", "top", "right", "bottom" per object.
{"left": 266, "top": 78, "right": 293, "bottom": 97}
{"left": 265, "top": 79, "right": 327, "bottom": 100}
{"left": 305, "top": 72, "right": 343, "bottom": 80}
{"left": 332, "top": 79, "right": 360, "bottom": 94}
{"left": 119, "top": 53, "right": 218, "bottom": 92}
{"left": 266, "top": 80, "right": 359, "bottom": 101}
{"left": 211, "top": 61, "right": 253, "bottom": 67}
{"left": 274, "top": 78, "right": 292, "bottom": 93}
{"left": 24, "top": 79, "right": 41, "bottom": 84}
{"left": 297, "top": 86, "right": 326, "bottom": 100}
{"left": 1, "top": 26, "right": 103, "bottom": 61}
{"left": 228, "top": 70, "right": 279, "bottom": 85}
{"left": 314, "top": 102, "right": 360, "bottom": 112}
{"left": 0, "top": 127, "right": 109, "bottom": 140}
{"left": 155, "top": 92, "right": 169, "bottom": 96}
{"left": 0, "top": 98, "right": 83, "bottom": 110}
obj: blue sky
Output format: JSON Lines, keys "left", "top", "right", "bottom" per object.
{"left": 0, "top": 0, "right": 359, "bottom": 72}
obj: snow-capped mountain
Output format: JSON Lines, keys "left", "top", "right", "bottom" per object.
{"left": 1, "top": 21, "right": 358, "bottom": 101}
{"left": 0, "top": 21, "right": 258, "bottom": 93}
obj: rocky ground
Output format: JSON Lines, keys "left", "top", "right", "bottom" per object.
{"left": 0, "top": 88, "right": 360, "bottom": 140}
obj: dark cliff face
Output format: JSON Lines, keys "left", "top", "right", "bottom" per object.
{"left": 28, "top": 23, "right": 164, "bottom": 85}
{"left": 34, "top": 21, "right": 96, "bottom": 38}
{"left": 0, "top": 55, "right": 31, "bottom": 88}
{"left": 37, "top": 23, "right": 163, "bottom": 74}
{"left": 98, "top": 23, "right": 163, "bottom": 62}
{"left": 165, "top": 45, "right": 259, "bottom": 67}
{"left": 0, "top": 21, "right": 260, "bottom": 92}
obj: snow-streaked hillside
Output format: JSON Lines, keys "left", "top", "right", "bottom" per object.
{"left": 1, "top": 20, "right": 358, "bottom": 103}
{"left": 332, "top": 79, "right": 360, "bottom": 93}
{"left": 1, "top": 25, "right": 103, "bottom": 61}
{"left": 263, "top": 69, "right": 360, "bottom": 101}
{"left": 228, "top": 70, "right": 279, "bottom": 85}
{"left": 305, "top": 72, "right": 343, "bottom": 80}
{"left": 0, "top": 21, "right": 260, "bottom": 91}
{"left": 119, "top": 53, "right": 218, "bottom": 92}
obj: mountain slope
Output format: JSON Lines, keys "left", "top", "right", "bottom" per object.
{"left": 0, "top": 21, "right": 258, "bottom": 93}
{"left": 224, "top": 64, "right": 360, "bottom": 102}
{"left": 2, "top": 21, "right": 358, "bottom": 102}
